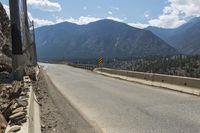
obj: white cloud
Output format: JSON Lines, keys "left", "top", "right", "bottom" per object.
{"left": 108, "top": 11, "right": 113, "bottom": 15}
{"left": 27, "top": 0, "right": 62, "bottom": 12}
{"left": 3, "top": 3, "right": 54, "bottom": 27}
{"left": 28, "top": 12, "right": 54, "bottom": 27}
{"left": 148, "top": 13, "right": 186, "bottom": 28}
{"left": 145, "top": 0, "right": 200, "bottom": 28}
{"left": 57, "top": 16, "right": 102, "bottom": 25}
{"left": 128, "top": 23, "right": 149, "bottom": 29}
{"left": 55, "top": 16, "right": 124, "bottom": 25}
{"left": 127, "top": 0, "right": 200, "bottom": 29}
{"left": 168, "top": 0, "right": 200, "bottom": 17}
{"left": 33, "top": 18, "right": 54, "bottom": 27}
{"left": 144, "top": 11, "right": 150, "bottom": 19}
{"left": 2, "top": 4, "right": 53, "bottom": 27}
{"left": 28, "top": 0, "right": 200, "bottom": 29}
{"left": 106, "top": 17, "right": 124, "bottom": 22}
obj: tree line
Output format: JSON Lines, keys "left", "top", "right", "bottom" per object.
{"left": 104, "top": 55, "right": 200, "bottom": 78}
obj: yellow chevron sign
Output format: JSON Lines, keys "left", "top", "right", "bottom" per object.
{"left": 98, "top": 57, "right": 103, "bottom": 65}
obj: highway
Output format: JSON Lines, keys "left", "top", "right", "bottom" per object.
{"left": 42, "top": 63, "right": 200, "bottom": 133}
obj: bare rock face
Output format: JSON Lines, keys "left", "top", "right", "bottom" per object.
{"left": 0, "top": 2, "right": 10, "bottom": 39}
{"left": 0, "top": 2, "right": 11, "bottom": 57}
{"left": 0, "top": 2, "right": 12, "bottom": 76}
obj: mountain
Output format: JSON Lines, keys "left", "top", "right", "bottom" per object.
{"left": 146, "top": 17, "right": 200, "bottom": 55}
{"left": 36, "top": 19, "right": 178, "bottom": 60}
{"left": 146, "top": 26, "right": 176, "bottom": 41}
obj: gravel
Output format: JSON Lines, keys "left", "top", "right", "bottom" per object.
{"left": 33, "top": 69, "right": 67, "bottom": 133}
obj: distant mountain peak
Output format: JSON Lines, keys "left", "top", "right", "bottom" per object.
{"left": 36, "top": 19, "right": 178, "bottom": 60}
{"left": 146, "top": 17, "right": 200, "bottom": 55}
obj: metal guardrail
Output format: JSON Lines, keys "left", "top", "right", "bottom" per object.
{"left": 68, "top": 63, "right": 97, "bottom": 70}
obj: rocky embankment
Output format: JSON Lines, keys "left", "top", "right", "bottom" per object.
{"left": 0, "top": 80, "right": 31, "bottom": 133}
{"left": 0, "top": 2, "right": 12, "bottom": 83}
{"left": 0, "top": 2, "right": 16, "bottom": 133}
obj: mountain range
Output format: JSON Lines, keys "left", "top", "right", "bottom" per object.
{"left": 146, "top": 17, "right": 200, "bottom": 55}
{"left": 36, "top": 19, "right": 178, "bottom": 60}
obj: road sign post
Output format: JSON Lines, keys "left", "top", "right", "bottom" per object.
{"left": 98, "top": 57, "right": 103, "bottom": 67}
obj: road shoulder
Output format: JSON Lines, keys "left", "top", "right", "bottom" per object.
{"left": 33, "top": 68, "right": 102, "bottom": 133}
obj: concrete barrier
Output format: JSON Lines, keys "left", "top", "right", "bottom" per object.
{"left": 95, "top": 68, "right": 200, "bottom": 95}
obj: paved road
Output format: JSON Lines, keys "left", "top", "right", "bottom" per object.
{"left": 42, "top": 63, "right": 200, "bottom": 133}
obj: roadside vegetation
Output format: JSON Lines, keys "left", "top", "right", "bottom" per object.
{"left": 104, "top": 55, "right": 200, "bottom": 78}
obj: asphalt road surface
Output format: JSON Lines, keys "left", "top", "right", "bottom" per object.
{"left": 41, "top": 63, "right": 200, "bottom": 133}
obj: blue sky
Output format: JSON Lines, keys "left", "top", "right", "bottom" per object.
{"left": 1, "top": 0, "right": 200, "bottom": 28}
